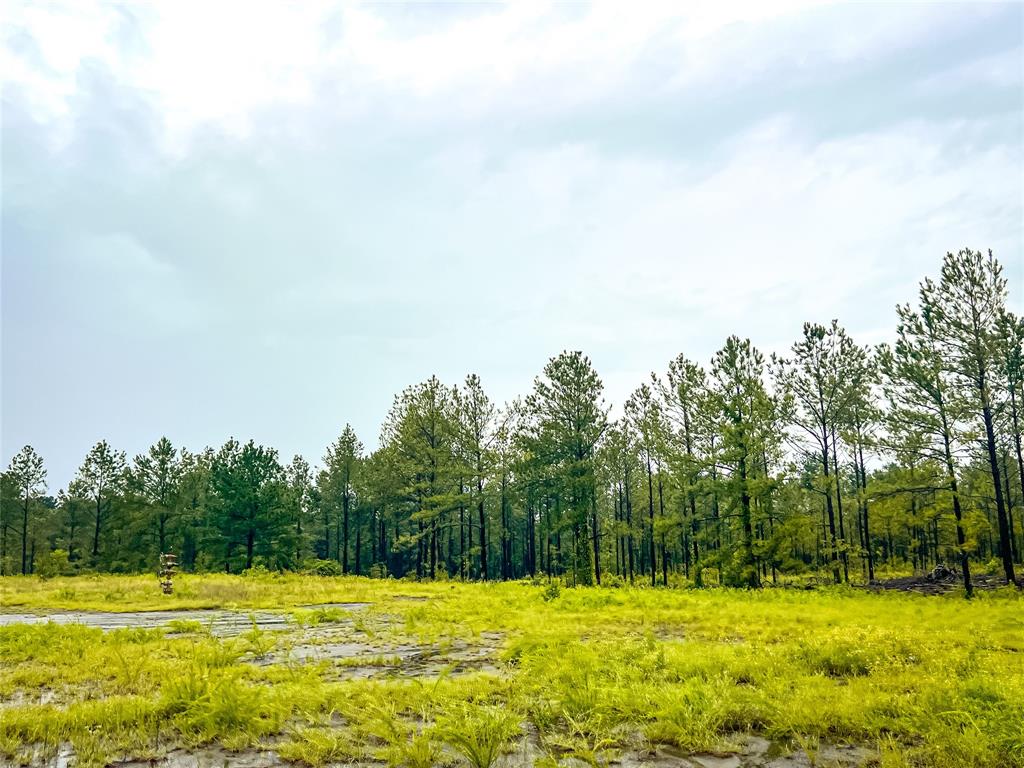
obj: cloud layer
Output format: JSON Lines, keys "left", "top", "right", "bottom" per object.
{"left": 3, "top": 1, "right": 1022, "bottom": 488}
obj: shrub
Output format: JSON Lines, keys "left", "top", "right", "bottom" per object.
{"left": 241, "top": 563, "right": 272, "bottom": 578}
{"left": 302, "top": 559, "right": 343, "bottom": 577}
{"left": 36, "top": 549, "right": 72, "bottom": 578}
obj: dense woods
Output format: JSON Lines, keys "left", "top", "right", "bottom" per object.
{"left": 3, "top": 249, "right": 1023, "bottom": 592}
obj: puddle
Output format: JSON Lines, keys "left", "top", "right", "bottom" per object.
{"left": 0, "top": 604, "right": 368, "bottom": 637}
{"left": 0, "top": 688, "right": 58, "bottom": 709}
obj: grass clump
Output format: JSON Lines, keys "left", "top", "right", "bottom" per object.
{"left": 436, "top": 703, "right": 522, "bottom": 768}
{"left": 277, "top": 726, "right": 364, "bottom": 767}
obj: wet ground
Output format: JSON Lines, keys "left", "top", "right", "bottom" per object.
{"left": 28, "top": 732, "right": 874, "bottom": 768}
{"left": 0, "top": 603, "right": 369, "bottom": 636}
{"left": 1, "top": 606, "right": 878, "bottom": 767}
{"left": 0, "top": 601, "right": 503, "bottom": 688}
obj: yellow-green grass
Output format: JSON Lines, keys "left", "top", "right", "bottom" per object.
{"left": 1, "top": 574, "right": 1021, "bottom": 767}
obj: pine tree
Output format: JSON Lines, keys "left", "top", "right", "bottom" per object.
{"left": 285, "top": 455, "right": 315, "bottom": 568}
{"left": 776, "top": 321, "right": 862, "bottom": 583}
{"left": 840, "top": 349, "right": 880, "bottom": 581}
{"left": 924, "top": 249, "right": 1016, "bottom": 584}
{"left": 625, "top": 383, "right": 664, "bottom": 586}
{"left": 997, "top": 311, "right": 1024, "bottom": 543}
{"left": 382, "top": 377, "right": 459, "bottom": 578}
{"left": 131, "top": 437, "right": 181, "bottom": 558}
{"left": 455, "top": 374, "right": 497, "bottom": 580}
{"left": 710, "top": 337, "right": 778, "bottom": 588}
{"left": 659, "top": 356, "right": 709, "bottom": 585}
{"left": 879, "top": 303, "right": 975, "bottom": 595}
{"left": 4, "top": 445, "right": 47, "bottom": 574}
{"left": 526, "top": 351, "right": 608, "bottom": 586}
{"left": 70, "top": 441, "right": 128, "bottom": 565}
{"left": 177, "top": 448, "right": 212, "bottom": 570}
{"left": 322, "top": 425, "right": 363, "bottom": 573}
{"left": 209, "top": 439, "right": 287, "bottom": 572}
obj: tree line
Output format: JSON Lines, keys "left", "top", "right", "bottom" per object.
{"left": 3, "top": 249, "right": 1022, "bottom": 595}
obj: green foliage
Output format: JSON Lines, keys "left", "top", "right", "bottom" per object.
{"left": 541, "top": 580, "right": 561, "bottom": 602}
{"left": 302, "top": 558, "right": 342, "bottom": 576}
{"left": 35, "top": 549, "right": 71, "bottom": 578}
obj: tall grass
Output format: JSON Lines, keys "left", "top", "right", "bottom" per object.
{"left": 1, "top": 574, "right": 1021, "bottom": 767}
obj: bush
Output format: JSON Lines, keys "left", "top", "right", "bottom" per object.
{"left": 302, "top": 559, "right": 343, "bottom": 577}
{"left": 542, "top": 580, "right": 561, "bottom": 602}
{"left": 36, "top": 549, "right": 72, "bottom": 578}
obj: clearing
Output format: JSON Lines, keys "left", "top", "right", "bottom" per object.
{"left": 0, "top": 574, "right": 1021, "bottom": 768}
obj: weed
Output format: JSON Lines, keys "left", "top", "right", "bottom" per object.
{"left": 436, "top": 703, "right": 521, "bottom": 768}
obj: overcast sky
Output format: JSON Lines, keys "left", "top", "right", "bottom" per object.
{"left": 2, "top": 1, "right": 1022, "bottom": 490}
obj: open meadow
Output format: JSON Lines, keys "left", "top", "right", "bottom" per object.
{"left": 0, "top": 574, "right": 1021, "bottom": 768}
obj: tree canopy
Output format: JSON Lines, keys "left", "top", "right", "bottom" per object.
{"left": 3, "top": 249, "right": 1022, "bottom": 590}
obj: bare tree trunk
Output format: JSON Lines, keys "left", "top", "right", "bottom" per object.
{"left": 983, "top": 399, "right": 1017, "bottom": 583}
{"left": 478, "top": 474, "right": 487, "bottom": 580}
{"left": 857, "top": 443, "right": 874, "bottom": 581}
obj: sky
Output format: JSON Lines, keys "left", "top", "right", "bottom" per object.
{"left": 2, "top": 1, "right": 1022, "bottom": 491}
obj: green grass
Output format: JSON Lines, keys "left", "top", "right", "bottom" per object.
{"left": 1, "top": 574, "right": 1021, "bottom": 767}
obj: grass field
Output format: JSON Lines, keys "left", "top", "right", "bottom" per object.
{"left": 0, "top": 574, "right": 1021, "bottom": 768}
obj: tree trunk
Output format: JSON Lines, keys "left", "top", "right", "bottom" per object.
{"left": 738, "top": 449, "right": 758, "bottom": 588}
{"left": 1010, "top": 386, "right": 1024, "bottom": 538}
{"left": 657, "top": 473, "right": 667, "bottom": 586}
{"left": 342, "top": 491, "right": 350, "bottom": 574}
{"left": 21, "top": 495, "right": 29, "bottom": 575}
{"left": 831, "top": 431, "right": 849, "bottom": 583}
{"left": 459, "top": 504, "right": 466, "bottom": 579}
{"left": 478, "top": 476, "right": 487, "bottom": 580}
{"left": 821, "top": 440, "right": 840, "bottom": 583}
{"left": 591, "top": 482, "right": 601, "bottom": 585}
{"left": 646, "top": 451, "right": 656, "bottom": 587}
{"left": 624, "top": 469, "right": 635, "bottom": 583}
{"left": 1002, "top": 452, "right": 1019, "bottom": 562}
{"left": 92, "top": 495, "right": 102, "bottom": 558}
{"left": 246, "top": 526, "right": 255, "bottom": 569}
{"left": 942, "top": 432, "right": 973, "bottom": 595}
{"left": 982, "top": 400, "right": 1017, "bottom": 584}
{"left": 355, "top": 520, "right": 362, "bottom": 576}
{"left": 857, "top": 443, "right": 874, "bottom": 581}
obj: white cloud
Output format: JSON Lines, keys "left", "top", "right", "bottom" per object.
{"left": 422, "top": 113, "right": 1020, "bottom": 380}
{"left": 6, "top": 1, "right": 984, "bottom": 148}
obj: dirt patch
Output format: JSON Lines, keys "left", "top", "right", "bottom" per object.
{"left": 29, "top": 729, "right": 876, "bottom": 768}
{"left": 110, "top": 746, "right": 283, "bottom": 768}
{"left": 264, "top": 629, "right": 505, "bottom": 679}
{"left": 862, "top": 571, "right": 1012, "bottom": 595}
